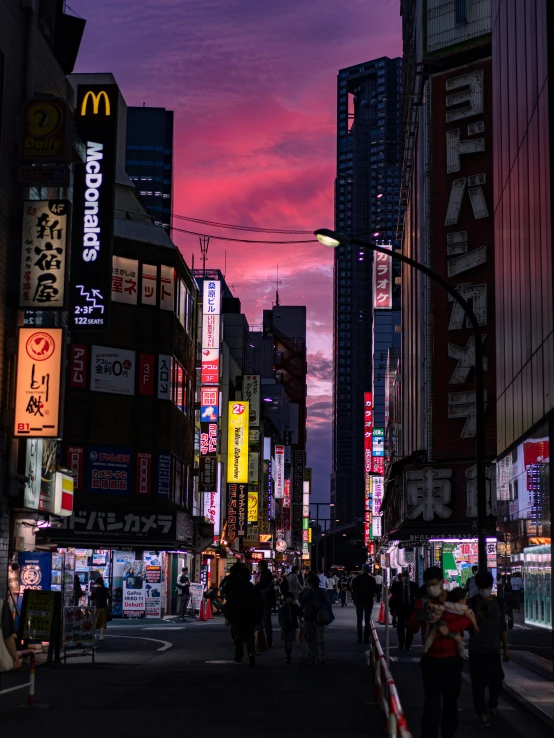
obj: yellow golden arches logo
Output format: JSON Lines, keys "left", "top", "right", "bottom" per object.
{"left": 80, "top": 90, "right": 111, "bottom": 116}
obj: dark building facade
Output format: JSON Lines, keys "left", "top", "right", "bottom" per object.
{"left": 492, "top": 0, "right": 552, "bottom": 631}
{"left": 332, "top": 57, "right": 403, "bottom": 526}
{"left": 126, "top": 107, "right": 174, "bottom": 231}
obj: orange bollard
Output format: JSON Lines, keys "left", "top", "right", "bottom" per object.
{"left": 205, "top": 598, "right": 213, "bottom": 620}
{"left": 378, "top": 600, "right": 386, "bottom": 625}
{"left": 198, "top": 599, "right": 206, "bottom": 622}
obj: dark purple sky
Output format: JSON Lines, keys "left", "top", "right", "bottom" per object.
{"left": 71, "top": 0, "right": 402, "bottom": 501}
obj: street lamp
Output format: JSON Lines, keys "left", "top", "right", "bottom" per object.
{"left": 315, "top": 228, "right": 489, "bottom": 573}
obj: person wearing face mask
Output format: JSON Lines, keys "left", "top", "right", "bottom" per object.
{"left": 468, "top": 571, "right": 510, "bottom": 726}
{"left": 409, "top": 566, "right": 471, "bottom": 738}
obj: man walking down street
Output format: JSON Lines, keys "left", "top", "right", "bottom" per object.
{"left": 351, "top": 564, "right": 377, "bottom": 644}
{"left": 409, "top": 566, "right": 471, "bottom": 738}
{"left": 326, "top": 571, "right": 338, "bottom": 603}
{"left": 229, "top": 568, "right": 263, "bottom": 667}
{"left": 318, "top": 570, "right": 329, "bottom": 590}
{"left": 465, "top": 566, "right": 479, "bottom": 598}
{"left": 257, "top": 560, "right": 276, "bottom": 648}
{"left": 468, "top": 571, "right": 510, "bottom": 726}
{"left": 176, "top": 567, "right": 191, "bottom": 622}
{"left": 287, "top": 566, "right": 304, "bottom": 602}
{"left": 391, "top": 571, "right": 418, "bottom": 650}
{"left": 374, "top": 571, "right": 383, "bottom": 602}
{"left": 338, "top": 573, "right": 349, "bottom": 607}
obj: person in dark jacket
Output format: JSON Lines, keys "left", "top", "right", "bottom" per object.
{"left": 90, "top": 576, "right": 111, "bottom": 642}
{"left": 351, "top": 564, "right": 377, "bottom": 644}
{"left": 300, "top": 574, "right": 330, "bottom": 665}
{"left": 390, "top": 571, "right": 419, "bottom": 650}
{"left": 257, "top": 560, "right": 276, "bottom": 648}
{"left": 409, "top": 566, "right": 471, "bottom": 738}
{"left": 73, "top": 574, "right": 84, "bottom": 606}
{"left": 228, "top": 568, "right": 263, "bottom": 667}
{"left": 221, "top": 562, "right": 243, "bottom": 639}
{"left": 278, "top": 591, "right": 303, "bottom": 663}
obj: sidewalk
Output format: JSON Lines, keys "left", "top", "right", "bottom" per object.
{"left": 373, "top": 608, "right": 554, "bottom": 738}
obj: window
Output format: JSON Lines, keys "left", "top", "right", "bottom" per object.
{"left": 455, "top": 0, "right": 468, "bottom": 24}
{"left": 171, "top": 359, "right": 187, "bottom": 413}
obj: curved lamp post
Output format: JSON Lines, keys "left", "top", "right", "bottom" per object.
{"left": 315, "top": 228, "right": 489, "bottom": 573}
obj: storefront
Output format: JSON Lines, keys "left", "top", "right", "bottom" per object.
{"left": 431, "top": 539, "right": 497, "bottom": 591}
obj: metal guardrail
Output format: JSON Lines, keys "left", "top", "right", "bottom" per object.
{"left": 367, "top": 621, "right": 412, "bottom": 738}
{"left": 0, "top": 650, "right": 36, "bottom": 706}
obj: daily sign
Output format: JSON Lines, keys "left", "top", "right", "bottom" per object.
{"left": 71, "top": 86, "right": 118, "bottom": 329}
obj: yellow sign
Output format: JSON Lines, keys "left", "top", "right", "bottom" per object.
{"left": 308, "top": 527, "right": 312, "bottom": 543}
{"left": 81, "top": 90, "right": 111, "bottom": 116}
{"left": 15, "top": 328, "right": 63, "bottom": 438}
{"left": 248, "top": 490, "right": 259, "bottom": 522}
{"left": 227, "top": 401, "right": 249, "bottom": 483}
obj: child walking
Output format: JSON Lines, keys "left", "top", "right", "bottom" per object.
{"left": 278, "top": 591, "right": 303, "bottom": 663}
{"left": 423, "top": 586, "right": 479, "bottom": 657}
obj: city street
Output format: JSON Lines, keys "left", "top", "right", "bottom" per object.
{"left": 1, "top": 606, "right": 552, "bottom": 738}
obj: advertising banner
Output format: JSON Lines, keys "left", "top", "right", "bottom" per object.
{"left": 136, "top": 452, "right": 152, "bottom": 495}
{"left": 200, "top": 386, "right": 219, "bottom": 421}
{"left": 20, "top": 199, "right": 68, "bottom": 309}
{"left": 243, "top": 375, "right": 261, "bottom": 427}
{"left": 87, "top": 446, "right": 132, "bottom": 495}
{"left": 63, "top": 607, "right": 95, "bottom": 649}
{"left": 372, "top": 427, "right": 385, "bottom": 456}
{"left": 123, "top": 561, "right": 146, "bottom": 618}
{"left": 90, "top": 346, "right": 136, "bottom": 395}
{"left": 373, "top": 241, "right": 393, "bottom": 309}
{"left": 274, "top": 445, "right": 285, "bottom": 498}
{"left": 227, "top": 483, "right": 239, "bottom": 542}
{"left": 201, "top": 313, "right": 220, "bottom": 350}
{"left": 15, "top": 327, "right": 63, "bottom": 438}
{"left": 205, "top": 490, "right": 221, "bottom": 536}
{"left": 202, "top": 279, "right": 221, "bottom": 317}
{"left": 21, "top": 97, "right": 71, "bottom": 161}
{"left": 67, "top": 445, "right": 84, "bottom": 490}
{"left": 71, "top": 84, "right": 119, "bottom": 329}
{"left": 18, "top": 551, "right": 52, "bottom": 592}
{"left": 23, "top": 439, "right": 42, "bottom": 510}
{"left": 160, "top": 265, "right": 175, "bottom": 310}
{"left": 200, "top": 456, "right": 217, "bottom": 493}
{"left": 141, "top": 263, "right": 157, "bottom": 305}
{"left": 248, "top": 489, "right": 259, "bottom": 522}
{"left": 292, "top": 450, "right": 304, "bottom": 505}
{"left": 156, "top": 453, "right": 171, "bottom": 497}
{"left": 364, "top": 392, "right": 373, "bottom": 474}
{"left": 111, "top": 256, "right": 138, "bottom": 305}
{"left": 372, "top": 476, "right": 384, "bottom": 516}
{"left": 137, "top": 354, "right": 155, "bottom": 396}
{"left": 201, "top": 348, "right": 219, "bottom": 384}
{"left": 69, "top": 344, "right": 88, "bottom": 388}
{"left": 200, "top": 423, "right": 218, "bottom": 458}
{"left": 158, "top": 355, "right": 172, "bottom": 400}
{"left": 364, "top": 475, "right": 371, "bottom": 547}
{"left": 144, "top": 552, "right": 163, "bottom": 619}
{"left": 227, "top": 401, "right": 249, "bottom": 483}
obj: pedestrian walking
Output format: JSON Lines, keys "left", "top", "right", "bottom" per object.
{"left": 409, "top": 566, "right": 471, "bottom": 738}
{"left": 73, "top": 574, "right": 84, "bottom": 606}
{"left": 351, "top": 564, "right": 377, "bottom": 644}
{"left": 91, "top": 576, "right": 111, "bottom": 642}
{"left": 390, "top": 571, "right": 418, "bottom": 650}
{"left": 176, "top": 567, "right": 191, "bottom": 621}
{"left": 423, "top": 587, "right": 478, "bottom": 658}
{"left": 464, "top": 565, "right": 479, "bottom": 598}
{"left": 338, "top": 573, "right": 349, "bottom": 607}
{"left": 317, "top": 570, "right": 328, "bottom": 590}
{"left": 300, "top": 574, "right": 332, "bottom": 665}
{"left": 257, "top": 560, "right": 276, "bottom": 648}
{"left": 279, "top": 591, "right": 303, "bottom": 663}
{"left": 468, "top": 571, "right": 510, "bottom": 726}
{"left": 287, "top": 565, "right": 304, "bottom": 602}
{"left": 228, "top": 568, "right": 263, "bottom": 667}
{"left": 221, "top": 562, "right": 243, "bottom": 640}
{"left": 374, "top": 571, "right": 383, "bottom": 602}
{"left": 326, "top": 571, "right": 338, "bottom": 603}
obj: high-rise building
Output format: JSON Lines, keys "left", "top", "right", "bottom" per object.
{"left": 126, "top": 107, "right": 174, "bottom": 230}
{"left": 332, "top": 58, "right": 403, "bottom": 527}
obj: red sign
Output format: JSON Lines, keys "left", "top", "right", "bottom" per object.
{"left": 136, "top": 452, "right": 152, "bottom": 495}
{"left": 69, "top": 344, "right": 88, "bottom": 388}
{"left": 138, "top": 354, "right": 155, "bottom": 395}
{"left": 201, "top": 348, "right": 219, "bottom": 384}
{"left": 372, "top": 457, "right": 385, "bottom": 476}
{"left": 67, "top": 445, "right": 84, "bottom": 490}
{"left": 364, "top": 392, "right": 373, "bottom": 473}
{"left": 373, "top": 243, "right": 393, "bottom": 309}
{"left": 200, "top": 423, "right": 218, "bottom": 456}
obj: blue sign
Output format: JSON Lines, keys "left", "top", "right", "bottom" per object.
{"left": 201, "top": 403, "right": 219, "bottom": 422}
{"left": 87, "top": 445, "right": 132, "bottom": 496}
{"left": 372, "top": 428, "right": 385, "bottom": 457}
{"left": 156, "top": 453, "right": 171, "bottom": 497}
{"left": 18, "top": 551, "right": 52, "bottom": 592}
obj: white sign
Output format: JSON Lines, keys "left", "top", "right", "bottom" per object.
{"left": 372, "top": 476, "right": 384, "bottom": 516}
{"left": 202, "top": 313, "right": 220, "bottom": 350}
{"left": 112, "top": 256, "right": 138, "bottom": 305}
{"left": 123, "top": 561, "right": 146, "bottom": 618}
{"left": 202, "top": 279, "right": 221, "bottom": 316}
{"left": 205, "top": 490, "right": 221, "bottom": 536}
{"left": 160, "top": 265, "right": 175, "bottom": 311}
{"left": 243, "top": 375, "right": 261, "bottom": 427}
{"left": 23, "top": 439, "right": 43, "bottom": 510}
{"left": 158, "top": 354, "right": 172, "bottom": 400}
{"left": 141, "top": 264, "right": 157, "bottom": 305}
{"left": 90, "top": 346, "right": 136, "bottom": 396}
{"left": 274, "top": 445, "right": 285, "bottom": 499}
{"left": 189, "top": 582, "right": 204, "bottom": 612}
{"left": 372, "top": 516, "right": 382, "bottom": 538}
{"left": 20, "top": 200, "right": 68, "bottom": 309}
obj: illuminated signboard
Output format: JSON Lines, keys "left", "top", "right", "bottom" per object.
{"left": 373, "top": 241, "right": 393, "bottom": 309}
{"left": 201, "top": 348, "right": 219, "bottom": 384}
{"left": 71, "top": 85, "right": 118, "bottom": 329}
{"left": 364, "top": 392, "right": 373, "bottom": 473}
{"left": 15, "top": 328, "right": 63, "bottom": 437}
{"left": 243, "top": 375, "right": 261, "bottom": 427}
{"left": 227, "top": 402, "right": 249, "bottom": 483}
{"left": 372, "top": 427, "right": 385, "bottom": 456}
{"left": 248, "top": 490, "right": 259, "bottom": 522}
{"left": 274, "top": 445, "right": 285, "bottom": 498}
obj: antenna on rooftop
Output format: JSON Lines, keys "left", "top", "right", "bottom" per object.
{"left": 199, "top": 236, "right": 210, "bottom": 276}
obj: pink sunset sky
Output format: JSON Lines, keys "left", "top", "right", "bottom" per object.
{"left": 71, "top": 0, "right": 402, "bottom": 500}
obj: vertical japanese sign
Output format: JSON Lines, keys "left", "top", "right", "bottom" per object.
{"left": 136, "top": 452, "right": 152, "bottom": 495}
{"left": 227, "top": 402, "right": 249, "bottom": 483}
{"left": 15, "top": 328, "right": 63, "bottom": 437}
{"left": 372, "top": 427, "right": 385, "bottom": 475}
{"left": 227, "top": 483, "right": 238, "bottom": 542}
{"left": 158, "top": 355, "right": 172, "bottom": 400}
{"left": 248, "top": 490, "right": 259, "bottom": 522}
{"left": 71, "top": 84, "right": 118, "bottom": 329}
{"left": 364, "top": 475, "right": 372, "bottom": 547}
{"left": 200, "top": 280, "right": 221, "bottom": 507}
{"left": 141, "top": 264, "right": 157, "bottom": 305}
{"left": 111, "top": 256, "right": 138, "bottom": 305}
{"left": 274, "top": 445, "right": 285, "bottom": 498}
{"left": 69, "top": 344, "right": 88, "bottom": 388}
{"left": 205, "top": 490, "right": 221, "bottom": 536}
{"left": 292, "top": 450, "right": 305, "bottom": 548}
{"left": 243, "top": 375, "right": 260, "bottom": 426}
{"left": 364, "top": 392, "right": 373, "bottom": 474}
{"left": 373, "top": 241, "right": 393, "bottom": 309}
{"left": 20, "top": 200, "right": 68, "bottom": 308}
{"left": 138, "top": 354, "right": 155, "bottom": 395}
{"left": 159, "top": 265, "right": 175, "bottom": 311}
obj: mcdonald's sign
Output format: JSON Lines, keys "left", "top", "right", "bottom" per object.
{"left": 80, "top": 90, "right": 111, "bottom": 117}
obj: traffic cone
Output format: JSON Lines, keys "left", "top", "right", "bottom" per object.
{"left": 205, "top": 598, "right": 213, "bottom": 620}
{"left": 198, "top": 599, "right": 206, "bottom": 622}
{"left": 378, "top": 600, "right": 386, "bottom": 625}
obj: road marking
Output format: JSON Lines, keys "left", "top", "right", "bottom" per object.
{"left": 141, "top": 626, "right": 186, "bottom": 631}
{"left": 104, "top": 634, "right": 172, "bottom": 652}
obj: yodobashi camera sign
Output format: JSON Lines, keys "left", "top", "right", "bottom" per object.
{"left": 70, "top": 85, "right": 118, "bottom": 330}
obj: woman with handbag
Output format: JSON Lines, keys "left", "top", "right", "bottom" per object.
{"left": 300, "top": 574, "right": 331, "bottom": 665}
{"left": 90, "top": 576, "right": 111, "bottom": 642}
